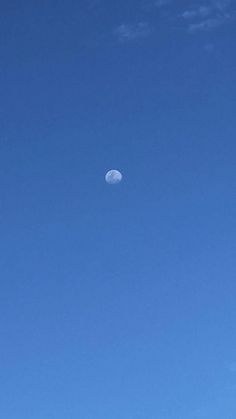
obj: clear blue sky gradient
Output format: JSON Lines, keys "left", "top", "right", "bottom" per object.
{"left": 0, "top": 1, "right": 236, "bottom": 418}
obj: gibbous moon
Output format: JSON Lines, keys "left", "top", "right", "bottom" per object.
{"left": 105, "top": 169, "right": 123, "bottom": 184}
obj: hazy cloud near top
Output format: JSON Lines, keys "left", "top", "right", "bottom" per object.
{"left": 180, "top": 0, "right": 234, "bottom": 32}
{"left": 113, "top": 0, "right": 234, "bottom": 43}
{"left": 154, "top": 0, "right": 171, "bottom": 7}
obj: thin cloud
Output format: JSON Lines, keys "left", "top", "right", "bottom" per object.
{"left": 154, "top": 0, "right": 171, "bottom": 8}
{"left": 181, "top": 0, "right": 234, "bottom": 32}
{"left": 114, "top": 22, "right": 151, "bottom": 42}
{"left": 182, "top": 6, "right": 211, "bottom": 20}
{"left": 212, "top": 0, "right": 232, "bottom": 10}
{"left": 188, "top": 16, "right": 228, "bottom": 32}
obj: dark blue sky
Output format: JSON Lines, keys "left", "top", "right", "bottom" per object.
{"left": 0, "top": 1, "right": 236, "bottom": 418}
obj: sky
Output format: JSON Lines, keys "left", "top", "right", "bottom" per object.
{"left": 0, "top": 0, "right": 236, "bottom": 418}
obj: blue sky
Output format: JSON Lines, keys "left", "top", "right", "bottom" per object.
{"left": 0, "top": 0, "right": 236, "bottom": 418}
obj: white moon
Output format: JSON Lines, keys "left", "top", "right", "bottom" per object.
{"left": 105, "top": 169, "right": 123, "bottom": 184}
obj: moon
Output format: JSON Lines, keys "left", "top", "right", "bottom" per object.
{"left": 105, "top": 169, "right": 123, "bottom": 184}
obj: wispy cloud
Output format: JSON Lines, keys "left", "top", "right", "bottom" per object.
{"left": 112, "top": 0, "right": 233, "bottom": 44}
{"left": 181, "top": 0, "right": 234, "bottom": 32}
{"left": 114, "top": 22, "right": 151, "bottom": 42}
{"left": 154, "top": 0, "right": 171, "bottom": 8}
{"left": 188, "top": 15, "right": 229, "bottom": 32}
{"left": 182, "top": 6, "right": 211, "bottom": 20}
{"left": 212, "top": 0, "right": 232, "bottom": 11}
